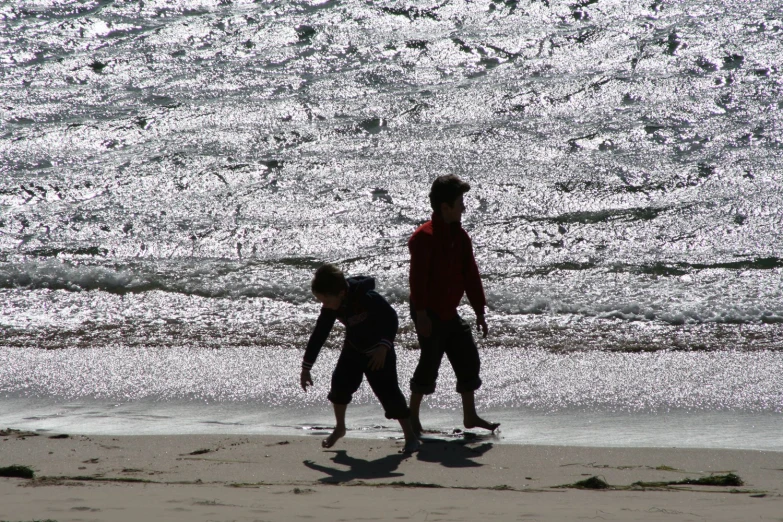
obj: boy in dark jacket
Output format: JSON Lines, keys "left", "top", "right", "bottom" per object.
{"left": 408, "top": 174, "right": 499, "bottom": 435}
{"left": 300, "top": 264, "right": 419, "bottom": 453}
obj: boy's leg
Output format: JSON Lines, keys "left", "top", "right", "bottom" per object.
{"left": 365, "top": 348, "right": 419, "bottom": 452}
{"left": 409, "top": 313, "right": 446, "bottom": 435}
{"left": 408, "top": 392, "right": 424, "bottom": 436}
{"left": 409, "top": 341, "right": 444, "bottom": 436}
{"left": 325, "top": 347, "right": 364, "bottom": 448}
{"left": 461, "top": 390, "right": 499, "bottom": 432}
{"left": 323, "top": 403, "right": 347, "bottom": 448}
{"left": 397, "top": 417, "right": 419, "bottom": 453}
{"left": 443, "top": 317, "right": 499, "bottom": 432}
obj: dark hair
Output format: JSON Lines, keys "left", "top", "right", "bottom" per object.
{"left": 311, "top": 263, "right": 348, "bottom": 296}
{"left": 429, "top": 174, "right": 471, "bottom": 213}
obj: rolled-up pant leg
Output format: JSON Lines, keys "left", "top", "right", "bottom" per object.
{"left": 409, "top": 313, "right": 446, "bottom": 395}
{"left": 365, "top": 348, "right": 411, "bottom": 420}
{"left": 443, "top": 316, "right": 482, "bottom": 394}
{"left": 327, "top": 347, "right": 364, "bottom": 405}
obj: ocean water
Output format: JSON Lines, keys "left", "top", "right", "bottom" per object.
{"left": 1, "top": 0, "right": 782, "bottom": 449}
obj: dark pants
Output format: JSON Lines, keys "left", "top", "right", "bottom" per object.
{"left": 328, "top": 345, "right": 411, "bottom": 420}
{"left": 410, "top": 311, "right": 482, "bottom": 395}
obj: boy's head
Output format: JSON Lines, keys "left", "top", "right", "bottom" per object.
{"left": 311, "top": 263, "right": 348, "bottom": 310}
{"left": 429, "top": 174, "right": 470, "bottom": 223}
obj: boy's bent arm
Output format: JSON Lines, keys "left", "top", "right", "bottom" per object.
{"left": 408, "top": 232, "right": 433, "bottom": 314}
{"left": 302, "top": 308, "right": 337, "bottom": 370}
{"left": 463, "top": 234, "right": 487, "bottom": 317}
{"left": 364, "top": 291, "right": 399, "bottom": 349}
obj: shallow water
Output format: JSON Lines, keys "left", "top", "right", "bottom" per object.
{"left": 3, "top": 398, "right": 782, "bottom": 451}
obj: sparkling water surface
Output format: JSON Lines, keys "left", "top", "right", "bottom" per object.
{"left": 2, "top": 0, "right": 783, "bottom": 446}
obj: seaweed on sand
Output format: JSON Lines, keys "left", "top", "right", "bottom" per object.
{"left": 559, "top": 473, "right": 744, "bottom": 490}
{"left": 0, "top": 465, "right": 35, "bottom": 479}
{"left": 558, "top": 476, "right": 610, "bottom": 489}
{"left": 633, "top": 473, "right": 744, "bottom": 488}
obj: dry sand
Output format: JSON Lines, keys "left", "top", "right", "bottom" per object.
{"left": 1, "top": 428, "right": 782, "bottom": 521}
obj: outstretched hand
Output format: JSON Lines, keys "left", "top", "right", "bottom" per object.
{"left": 300, "top": 368, "right": 313, "bottom": 391}
{"left": 367, "top": 345, "right": 388, "bottom": 371}
{"left": 476, "top": 314, "right": 488, "bottom": 338}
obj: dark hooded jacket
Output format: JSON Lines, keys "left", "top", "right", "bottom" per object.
{"left": 301, "top": 276, "right": 398, "bottom": 370}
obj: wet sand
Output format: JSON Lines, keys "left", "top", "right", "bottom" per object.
{"left": 1, "top": 429, "right": 781, "bottom": 521}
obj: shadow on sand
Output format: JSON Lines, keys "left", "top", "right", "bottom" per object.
{"left": 303, "top": 433, "right": 496, "bottom": 483}
{"left": 304, "top": 450, "right": 408, "bottom": 484}
{"left": 416, "top": 433, "right": 495, "bottom": 468}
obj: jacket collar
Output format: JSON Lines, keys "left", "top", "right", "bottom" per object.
{"left": 431, "top": 212, "right": 460, "bottom": 236}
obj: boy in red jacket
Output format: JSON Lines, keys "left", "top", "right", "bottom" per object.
{"left": 408, "top": 175, "right": 499, "bottom": 436}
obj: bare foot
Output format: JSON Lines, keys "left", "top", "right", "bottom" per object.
{"left": 400, "top": 438, "right": 420, "bottom": 454}
{"left": 464, "top": 416, "right": 500, "bottom": 432}
{"left": 322, "top": 425, "right": 346, "bottom": 448}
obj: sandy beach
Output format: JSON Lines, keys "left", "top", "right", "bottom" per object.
{"left": 1, "top": 428, "right": 781, "bottom": 521}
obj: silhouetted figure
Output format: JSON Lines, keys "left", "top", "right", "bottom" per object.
{"left": 300, "top": 264, "right": 419, "bottom": 453}
{"left": 408, "top": 175, "right": 500, "bottom": 436}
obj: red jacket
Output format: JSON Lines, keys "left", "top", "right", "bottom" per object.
{"left": 408, "top": 213, "right": 486, "bottom": 321}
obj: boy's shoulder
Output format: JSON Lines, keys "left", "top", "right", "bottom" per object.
{"left": 409, "top": 220, "right": 434, "bottom": 241}
{"left": 350, "top": 287, "right": 393, "bottom": 319}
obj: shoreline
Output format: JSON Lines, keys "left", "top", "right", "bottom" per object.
{"left": 3, "top": 398, "right": 782, "bottom": 452}
{"left": 2, "top": 430, "right": 782, "bottom": 521}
